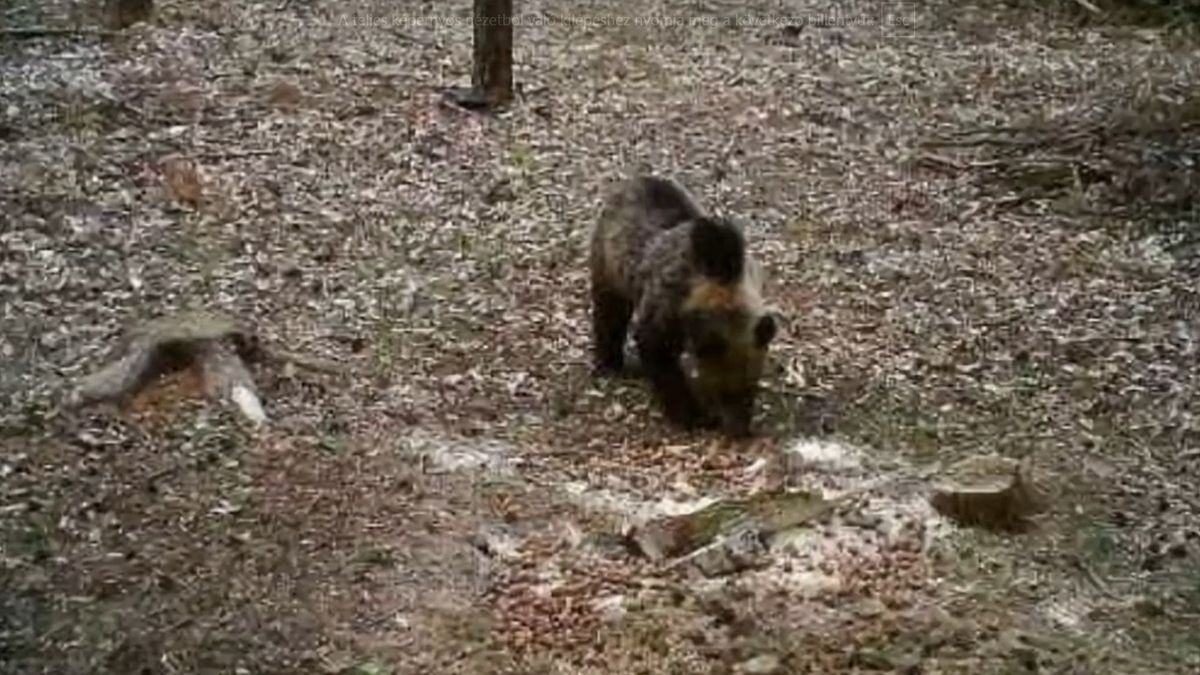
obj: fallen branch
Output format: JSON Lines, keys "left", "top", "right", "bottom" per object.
{"left": 1070, "top": 555, "right": 1119, "bottom": 599}
{"left": 193, "top": 149, "right": 277, "bottom": 161}
{"left": 628, "top": 490, "right": 833, "bottom": 565}
{"left": 921, "top": 124, "right": 1102, "bottom": 156}
{"left": 1, "top": 27, "right": 118, "bottom": 39}
{"left": 260, "top": 348, "right": 349, "bottom": 377}
{"left": 387, "top": 28, "right": 438, "bottom": 49}
{"left": 912, "top": 152, "right": 1006, "bottom": 174}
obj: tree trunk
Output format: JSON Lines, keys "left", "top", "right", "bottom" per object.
{"left": 471, "top": 0, "right": 513, "bottom": 107}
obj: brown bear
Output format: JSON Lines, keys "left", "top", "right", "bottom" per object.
{"left": 589, "top": 175, "right": 778, "bottom": 438}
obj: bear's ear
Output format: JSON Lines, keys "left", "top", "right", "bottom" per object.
{"left": 753, "top": 313, "right": 778, "bottom": 348}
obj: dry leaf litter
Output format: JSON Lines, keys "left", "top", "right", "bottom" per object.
{"left": 2, "top": 0, "right": 1199, "bottom": 673}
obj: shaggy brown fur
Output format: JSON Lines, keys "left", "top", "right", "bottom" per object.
{"left": 589, "top": 175, "right": 778, "bottom": 437}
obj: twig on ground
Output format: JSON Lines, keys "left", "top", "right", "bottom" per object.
{"left": 1, "top": 27, "right": 118, "bottom": 39}
{"left": 260, "top": 348, "right": 350, "bottom": 377}
{"left": 913, "top": 152, "right": 1005, "bottom": 173}
{"left": 194, "top": 149, "right": 277, "bottom": 160}
{"left": 1070, "top": 555, "right": 1119, "bottom": 599}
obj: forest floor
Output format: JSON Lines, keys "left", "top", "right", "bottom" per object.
{"left": 2, "top": 0, "right": 1199, "bottom": 673}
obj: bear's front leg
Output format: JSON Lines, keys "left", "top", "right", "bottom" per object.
{"left": 635, "top": 321, "right": 714, "bottom": 430}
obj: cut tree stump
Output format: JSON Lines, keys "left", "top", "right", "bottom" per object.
{"left": 929, "top": 454, "right": 1046, "bottom": 532}
{"left": 65, "top": 310, "right": 267, "bottom": 425}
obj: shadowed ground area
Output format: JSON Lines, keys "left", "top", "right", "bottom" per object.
{"left": 2, "top": 0, "right": 1198, "bottom": 673}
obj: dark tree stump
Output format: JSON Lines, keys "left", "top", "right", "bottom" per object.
{"left": 103, "top": 0, "right": 153, "bottom": 30}
{"left": 446, "top": 0, "right": 513, "bottom": 111}
{"left": 473, "top": 0, "right": 513, "bottom": 106}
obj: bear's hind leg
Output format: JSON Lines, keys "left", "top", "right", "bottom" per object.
{"left": 591, "top": 283, "right": 632, "bottom": 377}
